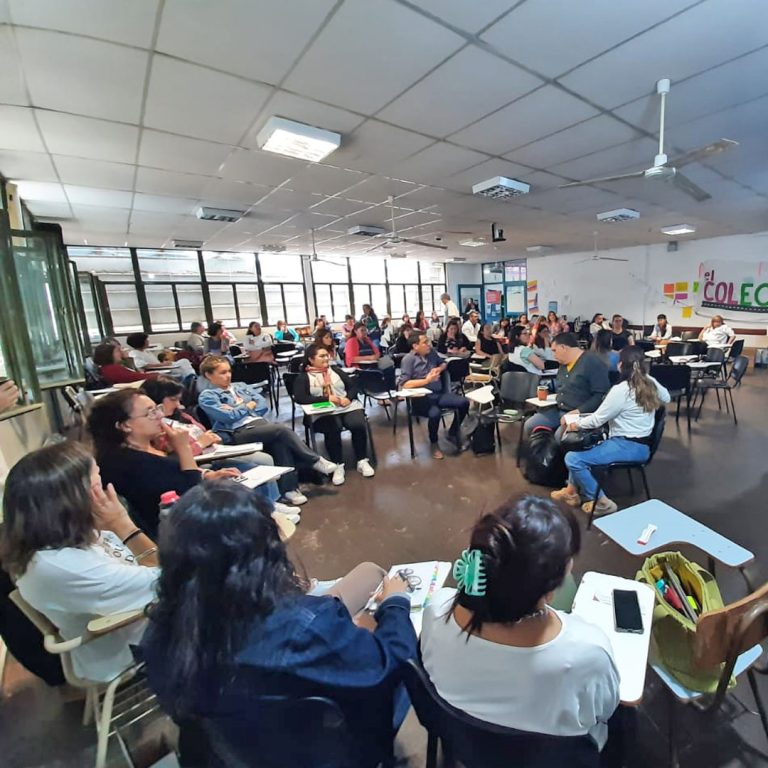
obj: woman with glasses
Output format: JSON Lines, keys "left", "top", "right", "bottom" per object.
{"left": 505, "top": 325, "right": 546, "bottom": 374}
{"left": 436, "top": 318, "right": 471, "bottom": 356}
{"left": 88, "top": 390, "right": 244, "bottom": 538}
{"left": 293, "top": 344, "right": 375, "bottom": 486}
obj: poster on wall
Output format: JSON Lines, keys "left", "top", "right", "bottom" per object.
{"left": 527, "top": 279, "right": 539, "bottom": 313}
{"left": 484, "top": 285, "right": 503, "bottom": 323}
{"left": 695, "top": 260, "right": 768, "bottom": 316}
{"left": 506, "top": 285, "right": 526, "bottom": 315}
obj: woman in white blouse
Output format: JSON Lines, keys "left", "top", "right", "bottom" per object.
{"left": 244, "top": 321, "right": 275, "bottom": 362}
{"left": 553, "top": 345, "right": 670, "bottom": 517}
{"left": 293, "top": 343, "right": 375, "bottom": 486}
{"left": 420, "top": 495, "right": 619, "bottom": 751}
{"left": 649, "top": 313, "right": 673, "bottom": 342}
{"left": 698, "top": 314, "right": 736, "bottom": 346}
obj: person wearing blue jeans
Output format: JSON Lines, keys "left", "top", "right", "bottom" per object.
{"left": 553, "top": 346, "right": 670, "bottom": 517}
{"left": 399, "top": 332, "right": 470, "bottom": 460}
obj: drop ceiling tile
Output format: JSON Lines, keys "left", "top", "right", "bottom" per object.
{"left": 329, "top": 120, "right": 434, "bottom": 175}
{"left": 219, "top": 147, "right": 306, "bottom": 185}
{"left": 132, "top": 193, "right": 199, "bottom": 214}
{"left": 36, "top": 112, "right": 140, "bottom": 163}
{"left": 8, "top": 0, "right": 160, "bottom": 47}
{"left": 387, "top": 142, "right": 489, "bottom": 186}
{"left": 157, "top": 0, "right": 335, "bottom": 83}
{"left": 378, "top": 47, "right": 542, "bottom": 137}
{"left": 347, "top": 175, "right": 423, "bottom": 204}
{"left": 25, "top": 200, "right": 73, "bottom": 219}
{"left": 138, "top": 130, "right": 233, "bottom": 176}
{"left": 135, "top": 167, "right": 212, "bottom": 197}
{"left": 285, "top": 163, "right": 367, "bottom": 196}
{"left": 450, "top": 85, "right": 599, "bottom": 155}
{"left": 250, "top": 187, "right": 320, "bottom": 216}
{"left": 144, "top": 56, "right": 272, "bottom": 144}
{"left": 482, "top": 0, "right": 694, "bottom": 79}
{"left": 71, "top": 205, "right": 130, "bottom": 231}
{"left": 505, "top": 115, "right": 641, "bottom": 168}
{"left": 529, "top": 187, "right": 622, "bottom": 215}
{"left": 129, "top": 210, "right": 187, "bottom": 234}
{"left": 13, "top": 180, "right": 67, "bottom": 202}
{"left": 284, "top": 0, "right": 464, "bottom": 114}
{"left": 53, "top": 156, "right": 135, "bottom": 189}
{"left": 65, "top": 185, "right": 133, "bottom": 208}
{"left": 550, "top": 137, "right": 659, "bottom": 182}
{"left": 243, "top": 91, "right": 366, "bottom": 151}
{"left": 560, "top": 0, "right": 768, "bottom": 109}
{"left": 0, "top": 26, "right": 28, "bottom": 105}
{"left": 409, "top": 0, "right": 516, "bottom": 33}
{"left": 16, "top": 28, "right": 147, "bottom": 122}
{"left": 308, "top": 196, "right": 372, "bottom": 217}
{"left": 0, "top": 150, "right": 58, "bottom": 181}
{"left": 0, "top": 106, "right": 45, "bottom": 151}
{"left": 200, "top": 179, "right": 273, "bottom": 207}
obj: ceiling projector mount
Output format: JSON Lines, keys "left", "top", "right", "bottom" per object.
{"left": 559, "top": 78, "right": 738, "bottom": 202}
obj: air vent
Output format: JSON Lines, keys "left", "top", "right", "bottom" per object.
{"left": 172, "top": 239, "right": 204, "bottom": 248}
{"left": 347, "top": 225, "right": 387, "bottom": 237}
{"left": 472, "top": 176, "right": 530, "bottom": 200}
{"left": 196, "top": 206, "right": 246, "bottom": 223}
{"left": 596, "top": 208, "right": 640, "bottom": 223}
{"left": 260, "top": 244, "right": 286, "bottom": 253}
{"left": 526, "top": 245, "right": 553, "bottom": 253}
{"left": 459, "top": 238, "right": 487, "bottom": 248}
{"left": 450, "top": 257, "right": 468, "bottom": 263}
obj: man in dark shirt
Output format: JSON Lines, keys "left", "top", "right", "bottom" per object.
{"left": 610, "top": 314, "right": 634, "bottom": 351}
{"left": 524, "top": 332, "right": 610, "bottom": 440}
{"left": 399, "top": 333, "right": 469, "bottom": 460}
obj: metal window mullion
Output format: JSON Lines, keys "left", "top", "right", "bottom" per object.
{"left": 232, "top": 283, "right": 241, "bottom": 327}
{"left": 198, "top": 250, "right": 213, "bottom": 324}
{"left": 254, "top": 253, "right": 268, "bottom": 325}
{"left": 171, "top": 283, "right": 182, "bottom": 330}
{"left": 130, "top": 247, "right": 151, "bottom": 332}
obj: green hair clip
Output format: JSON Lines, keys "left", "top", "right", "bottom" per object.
{"left": 453, "top": 549, "right": 487, "bottom": 597}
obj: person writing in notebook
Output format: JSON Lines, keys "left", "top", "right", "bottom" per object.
{"left": 399, "top": 333, "right": 469, "bottom": 460}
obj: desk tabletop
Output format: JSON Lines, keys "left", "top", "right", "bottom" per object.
{"left": 300, "top": 401, "right": 365, "bottom": 416}
{"left": 572, "top": 571, "right": 655, "bottom": 705}
{"left": 525, "top": 394, "right": 558, "bottom": 408}
{"left": 594, "top": 499, "right": 754, "bottom": 568}
{"left": 539, "top": 369, "right": 558, "bottom": 377}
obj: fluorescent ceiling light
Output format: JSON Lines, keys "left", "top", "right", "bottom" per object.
{"left": 257, "top": 116, "right": 341, "bottom": 162}
{"left": 660, "top": 224, "right": 696, "bottom": 236}
{"left": 526, "top": 245, "right": 553, "bottom": 253}
{"left": 459, "top": 238, "right": 487, "bottom": 247}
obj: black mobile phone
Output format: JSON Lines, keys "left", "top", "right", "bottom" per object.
{"left": 613, "top": 589, "right": 643, "bottom": 634}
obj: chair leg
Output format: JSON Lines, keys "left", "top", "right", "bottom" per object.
{"left": 627, "top": 467, "right": 635, "bottom": 495}
{"left": 747, "top": 668, "right": 768, "bottom": 741}
{"left": 695, "top": 388, "right": 706, "bottom": 421}
{"left": 668, "top": 689, "right": 680, "bottom": 768}
{"left": 729, "top": 389, "right": 737, "bottom": 425}
{"left": 715, "top": 388, "right": 722, "bottom": 411}
{"left": 640, "top": 467, "right": 651, "bottom": 499}
{"left": 675, "top": 396, "right": 681, "bottom": 424}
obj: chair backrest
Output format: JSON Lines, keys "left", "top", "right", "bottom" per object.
{"left": 272, "top": 342, "right": 297, "bottom": 356}
{"left": 500, "top": 371, "right": 539, "bottom": 404}
{"left": 62, "top": 385, "right": 83, "bottom": 413}
{"left": 704, "top": 347, "right": 725, "bottom": 364}
{"left": 446, "top": 357, "right": 471, "bottom": 382}
{"left": 403, "top": 660, "right": 599, "bottom": 768}
{"left": 357, "top": 368, "right": 389, "bottom": 394}
{"left": 195, "top": 405, "right": 213, "bottom": 430}
{"left": 231, "top": 361, "right": 271, "bottom": 386}
{"left": 608, "top": 370, "right": 621, "bottom": 386}
{"left": 728, "top": 338, "right": 745, "bottom": 359}
{"left": 84, "top": 357, "right": 108, "bottom": 390}
{"left": 681, "top": 330, "right": 698, "bottom": 341}
{"left": 647, "top": 407, "right": 666, "bottom": 460}
{"left": 666, "top": 341, "right": 693, "bottom": 357}
{"left": 694, "top": 582, "right": 768, "bottom": 669}
{"left": 650, "top": 363, "right": 691, "bottom": 393}
{"left": 282, "top": 371, "right": 298, "bottom": 399}
{"left": 730, "top": 355, "right": 749, "bottom": 384}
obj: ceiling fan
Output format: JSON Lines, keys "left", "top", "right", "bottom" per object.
{"left": 559, "top": 78, "right": 738, "bottom": 202}
{"left": 303, "top": 228, "right": 346, "bottom": 266}
{"left": 364, "top": 196, "right": 448, "bottom": 253}
{"left": 576, "top": 232, "right": 628, "bottom": 264}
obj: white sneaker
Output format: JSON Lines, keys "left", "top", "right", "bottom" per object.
{"left": 357, "top": 459, "right": 375, "bottom": 478}
{"left": 283, "top": 490, "right": 308, "bottom": 506}
{"left": 274, "top": 502, "right": 301, "bottom": 523}
{"left": 312, "top": 457, "right": 339, "bottom": 476}
{"left": 332, "top": 465, "right": 346, "bottom": 486}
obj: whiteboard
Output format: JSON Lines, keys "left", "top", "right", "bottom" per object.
{"left": 506, "top": 285, "right": 526, "bottom": 314}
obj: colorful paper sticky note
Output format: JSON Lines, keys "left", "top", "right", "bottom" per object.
{"left": 682, "top": 306, "right": 693, "bottom": 319}
{"left": 674, "top": 292, "right": 688, "bottom": 302}
{"left": 675, "top": 281, "right": 688, "bottom": 292}
{"left": 693, "top": 281, "right": 700, "bottom": 293}
{"left": 663, "top": 283, "right": 674, "bottom": 295}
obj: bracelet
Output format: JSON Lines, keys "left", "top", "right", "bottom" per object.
{"left": 135, "top": 547, "right": 158, "bottom": 563}
{"left": 122, "top": 529, "right": 142, "bottom": 545}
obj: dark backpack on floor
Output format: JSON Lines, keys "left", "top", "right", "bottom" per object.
{"left": 523, "top": 426, "right": 567, "bottom": 487}
{"left": 470, "top": 415, "right": 496, "bottom": 455}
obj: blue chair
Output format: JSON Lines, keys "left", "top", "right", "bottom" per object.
{"left": 403, "top": 659, "right": 599, "bottom": 768}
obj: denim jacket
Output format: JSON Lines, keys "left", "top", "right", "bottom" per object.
{"left": 141, "top": 593, "right": 417, "bottom": 765}
{"left": 198, "top": 383, "right": 269, "bottom": 437}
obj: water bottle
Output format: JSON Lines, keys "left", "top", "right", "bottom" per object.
{"left": 158, "top": 490, "right": 180, "bottom": 523}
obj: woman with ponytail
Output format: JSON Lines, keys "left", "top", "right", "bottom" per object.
{"left": 553, "top": 345, "right": 670, "bottom": 516}
{"left": 420, "top": 495, "right": 619, "bottom": 750}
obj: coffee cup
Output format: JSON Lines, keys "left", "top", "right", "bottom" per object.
{"left": 536, "top": 385, "right": 549, "bottom": 401}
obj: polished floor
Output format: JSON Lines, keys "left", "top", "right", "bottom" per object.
{"left": 2, "top": 367, "right": 768, "bottom": 767}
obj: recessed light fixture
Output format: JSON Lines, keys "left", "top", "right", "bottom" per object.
{"left": 257, "top": 116, "right": 341, "bottom": 162}
{"left": 526, "top": 245, "right": 553, "bottom": 253}
{"left": 596, "top": 208, "right": 640, "bottom": 223}
{"left": 660, "top": 224, "right": 696, "bottom": 236}
{"left": 472, "top": 176, "right": 530, "bottom": 200}
{"left": 459, "top": 238, "right": 487, "bottom": 247}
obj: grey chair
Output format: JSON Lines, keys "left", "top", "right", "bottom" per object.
{"left": 694, "top": 355, "right": 748, "bottom": 424}
{"left": 499, "top": 371, "right": 540, "bottom": 466}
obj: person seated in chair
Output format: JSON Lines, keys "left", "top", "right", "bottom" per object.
{"left": 474, "top": 323, "right": 504, "bottom": 359}
{"left": 392, "top": 323, "right": 415, "bottom": 355}
{"left": 437, "top": 319, "right": 471, "bottom": 356}
{"left": 0, "top": 441, "right": 159, "bottom": 683}
{"left": 698, "top": 314, "right": 736, "bottom": 346}
{"left": 552, "top": 345, "right": 670, "bottom": 517}
{"left": 244, "top": 321, "right": 275, "bottom": 363}
{"left": 294, "top": 344, "right": 375, "bottom": 486}
{"left": 399, "top": 333, "right": 469, "bottom": 460}
{"left": 314, "top": 327, "right": 339, "bottom": 363}
{"left": 204, "top": 322, "right": 231, "bottom": 360}
{"left": 197, "top": 356, "right": 338, "bottom": 507}
{"left": 461, "top": 310, "right": 481, "bottom": 343}
{"left": 274, "top": 320, "right": 300, "bottom": 344}
{"left": 93, "top": 343, "right": 156, "bottom": 385}
{"left": 420, "top": 495, "right": 619, "bottom": 751}
{"left": 504, "top": 326, "right": 545, "bottom": 374}
{"left": 609, "top": 315, "right": 634, "bottom": 351}
{"left": 186, "top": 322, "right": 205, "bottom": 354}
{"left": 344, "top": 322, "right": 381, "bottom": 368}
{"left": 649, "top": 313, "right": 673, "bottom": 342}
{"left": 591, "top": 329, "right": 620, "bottom": 372}
{"left": 126, "top": 332, "right": 196, "bottom": 380}
{"left": 140, "top": 482, "right": 417, "bottom": 768}
{"left": 523, "top": 333, "right": 610, "bottom": 441}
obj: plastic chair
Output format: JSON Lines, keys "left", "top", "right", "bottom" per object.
{"left": 650, "top": 364, "right": 691, "bottom": 428}
{"left": 680, "top": 330, "right": 698, "bottom": 341}
{"left": 281, "top": 371, "right": 303, "bottom": 433}
{"left": 191, "top": 694, "right": 395, "bottom": 768}
{"left": 446, "top": 357, "right": 470, "bottom": 394}
{"left": 9, "top": 591, "right": 157, "bottom": 768}
{"left": 586, "top": 407, "right": 667, "bottom": 530}
{"left": 727, "top": 338, "right": 745, "bottom": 373}
{"left": 357, "top": 369, "right": 396, "bottom": 420}
{"left": 693, "top": 355, "right": 748, "bottom": 425}
{"left": 231, "top": 361, "right": 274, "bottom": 410}
{"left": 403, "top": 659, "right": 599, "bottom": 768}
{"left": 665, "top": 342, "right": 693, "bottom": 358}
{"left": 653, "top": 582, "right": 768, "bottom": 767}
{"left": 499, "top": 371, "right": 540, "bottom": 466}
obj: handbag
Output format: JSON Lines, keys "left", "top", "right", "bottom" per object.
{"left": 637, "top": 551, "right": 733, "bottom": 693}
{"left": 559, "top": 426, "right": 605, "bottom": 452}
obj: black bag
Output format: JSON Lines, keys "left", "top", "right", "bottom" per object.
{"left": 559, "top": 427, "right": 605, "bottom": 452}
{"left": 471, "top": 415, "right": 496, "bottom": 455}
{"left": 523, "top": 426, "right": 567, "bottom": 487}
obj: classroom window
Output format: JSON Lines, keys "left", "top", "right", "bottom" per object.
{"left": 144, "top": 284, "right": 178, "bottom": 332}
{"left": 202, "top": 251, "right": 257, "bottom": 280}
{"left": 208, "top": 284, "right": 238, "bottom": 327}
{"left": 137, "top": 249, "right": 200, "bottom": 281}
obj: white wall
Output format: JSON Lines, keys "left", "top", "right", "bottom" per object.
{"left": 446, "top": 263, "right": 482, "bottom": 301}
{"left": 527, "top": 231, "right": 768, "bottom": 341}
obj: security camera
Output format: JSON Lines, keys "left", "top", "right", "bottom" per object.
{"left": 491, "top": 222, "right": 506, "bottom": 243}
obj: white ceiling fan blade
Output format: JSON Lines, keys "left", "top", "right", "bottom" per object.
{"left": 672, "top": 171, "right": 711, "bottom": 202}
{"left": 559, "top": 170, "right": 645, "bottom": 189}
{"left": 401, "top": 238, "right": 448, "bottom": 250}
{"left": 363, "top": 241, "right": 384, "bottom": 254}
{"left": 669, "top": 138, "right": 739, "bottom": 169}
{"left": 599, "top": 257, "right": 629, "bottom": 262}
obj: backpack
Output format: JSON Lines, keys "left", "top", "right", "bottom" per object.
{"left": 522, "top": 426, "right": 567, "bottom": 487}
{"left": 471, "top": 415, "right": 496, "bottom": 455}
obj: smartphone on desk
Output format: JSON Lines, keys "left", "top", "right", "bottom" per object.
{"left": 613, "top": 589, "right": 643, "bottom": 633}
